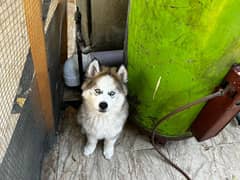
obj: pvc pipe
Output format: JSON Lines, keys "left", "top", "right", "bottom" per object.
{"left": 82, "top": 50, "right": 124, "bottom": 71}
{"left": 64, "top": 50, "right": 124, "bottom": 87}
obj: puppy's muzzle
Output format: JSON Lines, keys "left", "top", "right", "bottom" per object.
{"left": 99, "top": 102, "right": 108, "bottom": 112}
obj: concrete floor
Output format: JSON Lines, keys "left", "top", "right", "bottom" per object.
{"left": 41, "top": 107, "right": 240, "bottom": 180}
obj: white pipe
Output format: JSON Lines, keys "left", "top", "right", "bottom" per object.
{"left": 82, "top": 50, "right": 124, "bottom": 71}
{"left": 63, "top": 50, "right": 124, "bottom": 87}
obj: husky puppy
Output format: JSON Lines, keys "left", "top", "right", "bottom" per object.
{"left": 77, "top": 60, "right": 128, "bottom": 159}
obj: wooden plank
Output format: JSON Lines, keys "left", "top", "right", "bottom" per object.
{"left": 60, "top": 0, "right": 68, "bottom": 64}
{"left": 63, "top": 87, "right": 81, "bottom": 102}
{"left": 23, "top": 0, "right": 54, "bottom": 130}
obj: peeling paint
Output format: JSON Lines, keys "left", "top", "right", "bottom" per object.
{"left": 16, "top": 98, "right": 26, "bottom": 108}
{"left": 152, "top": 76, "right": 161, "bottom": 100}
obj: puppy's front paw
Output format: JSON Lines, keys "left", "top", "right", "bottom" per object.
{"left": 103, "top": 148, "right": 114, "bottom": 160}
{"left": 83, "top": 145, "right": 95, "bottom": 156}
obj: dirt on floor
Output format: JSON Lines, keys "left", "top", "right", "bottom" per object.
{"left": 41, "top": 106, "right": 240, "bottom": 180}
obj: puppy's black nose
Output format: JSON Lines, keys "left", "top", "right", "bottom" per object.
{"left": 99, "top": 102, "right": 108, "bottom": 110}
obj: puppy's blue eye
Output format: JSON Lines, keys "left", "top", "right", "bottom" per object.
{"left": 94, "top": 89, "right": 102, "bottom": 95}
{"left": 108, "top": 91, "right": 115, "bottom": 97}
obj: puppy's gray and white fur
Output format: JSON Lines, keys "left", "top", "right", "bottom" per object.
{"left": 77, "top": 60, "right": 128, "bottom": 159}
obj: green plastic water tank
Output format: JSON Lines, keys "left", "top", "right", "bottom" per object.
{"left": 127, "top": 0, "right": 240, "bottom": 138}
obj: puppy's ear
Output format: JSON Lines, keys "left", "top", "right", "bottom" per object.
{"left": 117, "top": 65, "right": 128, "bottom": 83}
{"left": 86, "top": 60, "right": 100, "bottom": 77}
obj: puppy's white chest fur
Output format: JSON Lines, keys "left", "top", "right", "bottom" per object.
{"left": 78, "top": 103, "right": 128, "bottom": 139}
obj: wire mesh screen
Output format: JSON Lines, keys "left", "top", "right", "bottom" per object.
{"left": 0, "top": 0, "right": 54, "bottom": 180}
{"left": 0, "top": 0, "right": 67, "bottom": 178}
{"left": 0, "top": 0, "right": 30, "bottom": 163}
{"left": 0, "top": 80, "right": 46, "bottom": 180}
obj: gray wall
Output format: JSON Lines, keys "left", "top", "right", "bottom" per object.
{"left": 76, "top": 0, "right": 128, "bottom": 51}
